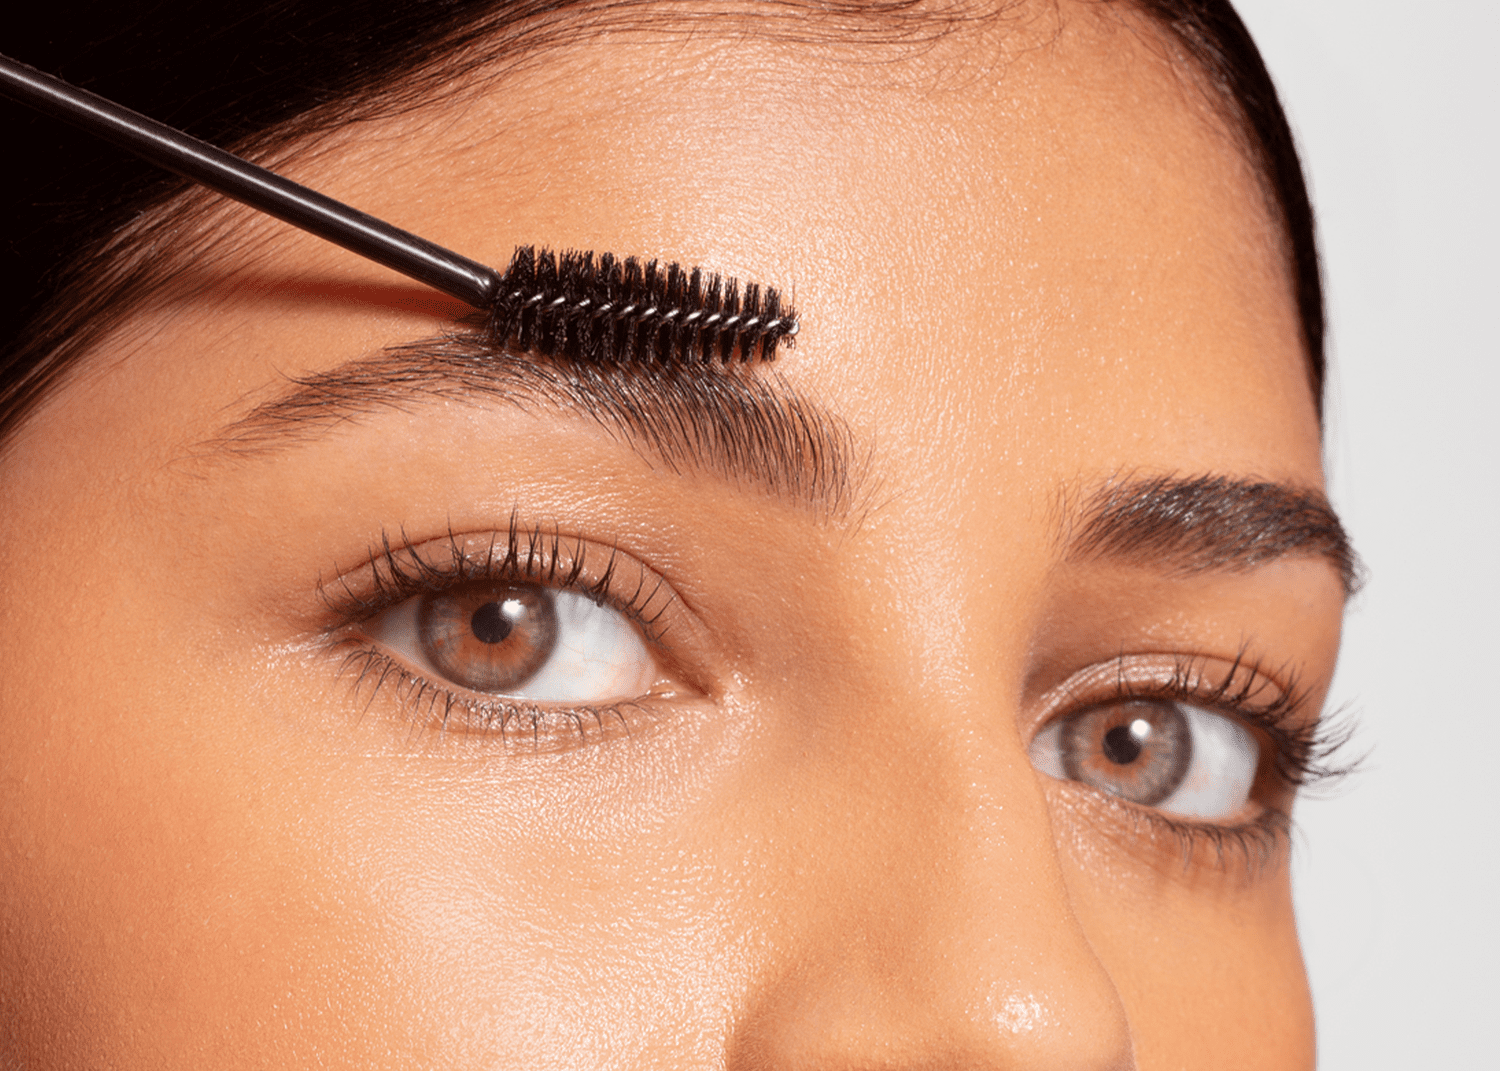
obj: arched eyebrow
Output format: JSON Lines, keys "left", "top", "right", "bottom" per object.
{"left": 1065, "top": 474, "right": 1361, "bottom": 597}
{"left": 203, "top": 334, "right": 863, "bottom": 520}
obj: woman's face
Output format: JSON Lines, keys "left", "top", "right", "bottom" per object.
{"left": 0, "top": 7, "right": 1344, "bottom": 1068}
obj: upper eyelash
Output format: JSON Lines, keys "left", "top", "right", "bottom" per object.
{"left": 316, "top": 512, "right": 674, "bottom": 641}
{"left": 1090, "top": 646, "right": 1361, "bottom": 793}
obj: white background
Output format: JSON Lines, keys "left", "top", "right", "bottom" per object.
{"left": 1231, "top": 1, "right": 1498, "bottom": 1065}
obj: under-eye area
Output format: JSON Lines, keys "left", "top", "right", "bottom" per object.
{"left": 315, "top": 519, "right": 699, "bottom": 743}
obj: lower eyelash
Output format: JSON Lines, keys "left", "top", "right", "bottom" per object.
{"left": 1099, "top": 796, "right": 1293, "bottom": 877}
{"left": 332, "top": 643, "right": 642, "bottom": 742}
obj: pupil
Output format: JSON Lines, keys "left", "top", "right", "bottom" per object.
{"left": 470, "top": 601, "right": 514, "bottom": 645}
{"left": 1102, "top": 724, "right": 1143, "bottom": 765}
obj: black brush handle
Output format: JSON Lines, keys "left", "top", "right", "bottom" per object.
{"left": 0, "top": 52, "right": 502, "bottom": 310}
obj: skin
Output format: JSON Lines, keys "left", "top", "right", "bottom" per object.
{"left": 0, "top": 5, "right": 1344, "bottom": 1068}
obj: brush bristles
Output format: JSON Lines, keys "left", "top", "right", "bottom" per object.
{"left": 488, "top": 246, "right": 798, "bottom": 365}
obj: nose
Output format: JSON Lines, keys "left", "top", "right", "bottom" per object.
{"left": 722, "top": 708, "right": 1136, "bottom": 1071}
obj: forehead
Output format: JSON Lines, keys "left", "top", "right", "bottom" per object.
{"left": 15, "top": 1, "right": 1319, "bottom": 503}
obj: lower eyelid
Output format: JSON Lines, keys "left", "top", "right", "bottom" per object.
{"left": 328, "top": 641, "right": 666, "bottom": 744}
{"left": 1035, "top": 764, "right": 1294, "bottom": 878}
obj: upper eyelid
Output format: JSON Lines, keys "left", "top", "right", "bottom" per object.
{"left": 316, "top": 524, "right": 677, "bottom": 644}
{"left": 1039, "top": 652, "right": 1301, "bottom": 720}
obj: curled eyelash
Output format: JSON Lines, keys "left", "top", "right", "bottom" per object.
{"left": 318, "top": 513, "right": 672, "bottom": 637}
{"left": 1094, "top": 645, "right": 1362, "bottom": 791}
{"left": 314, "top": 514, "right": 675, "bottom": 739}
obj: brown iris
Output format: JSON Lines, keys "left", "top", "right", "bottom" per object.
{"left": 1059, "top": 701, "right": 1193, "bottom": 806}
{"left": 417, "top": 582, "right": 559, "bottom": 693}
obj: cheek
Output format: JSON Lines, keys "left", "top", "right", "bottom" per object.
{"left": 0, "top": 551, "right": 750, "bottom": 1066}
{"left": 1057, "top": 824, "right": 1315, "bottom": 1065}
{"left": 0, "top": 620, "right": 421, "bottom": 1061}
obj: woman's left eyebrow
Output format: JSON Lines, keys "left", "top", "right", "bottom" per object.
{"left": 1064, "top": 473, "right": 1362, "bottom": 598}
{"left": 201, "top": 336, "right": 862, "bottom": 519}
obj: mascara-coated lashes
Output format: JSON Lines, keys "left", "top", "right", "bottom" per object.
{"left": 489, "top": 246, "right": 799, "bottom": 366}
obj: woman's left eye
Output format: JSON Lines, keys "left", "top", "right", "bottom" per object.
{"left": 1028, "top": 700, "right": 1260, "bottom": 821}
{"left": 361, "top": 580, "right": 659, "bottom": 702}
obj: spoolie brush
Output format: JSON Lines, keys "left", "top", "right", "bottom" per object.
{"left": 497, "top": 247, "right": 795, "bottom": 364}
{"left": 0, "top": 53, "right": 798, "bottom": 364}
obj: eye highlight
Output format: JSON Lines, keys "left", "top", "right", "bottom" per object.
{"left": 1030, "top": 700, "right": 1259, "bottom": 821}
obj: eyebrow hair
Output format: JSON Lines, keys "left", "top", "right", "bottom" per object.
{"left": 1065, "top": 473, "right": 1362, "bottom": 596}
{"left": 206, "top": 332, "right": 862, "bottom": 519}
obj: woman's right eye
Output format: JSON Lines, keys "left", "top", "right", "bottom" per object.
{"left": 1028, "top": 700, "right": 1261, "bottom": 822}
{"left": 361, "top": 580, "right": 660, "bottom": 703}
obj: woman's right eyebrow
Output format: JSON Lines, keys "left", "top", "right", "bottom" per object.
{"left": 200, "top": 337, "right": 863, "bottom": 520}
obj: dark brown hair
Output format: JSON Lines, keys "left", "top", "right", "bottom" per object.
{"left": 0, "top": 0, "right": 1323, "bottom": 444}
